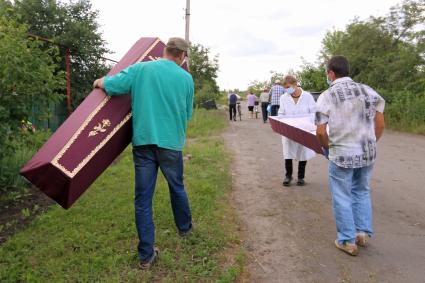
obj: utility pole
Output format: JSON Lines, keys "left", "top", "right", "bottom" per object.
{"left": 185, "top": 0, "right": 191, "bottom": 67}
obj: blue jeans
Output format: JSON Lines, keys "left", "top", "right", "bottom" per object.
{"left": 328, "top": 161, "right": 374, "bottom": 244}
{"left": 132, "top": 145, "right": 192, "bottom": 261}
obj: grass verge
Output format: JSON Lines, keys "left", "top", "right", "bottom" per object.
{"left": 0, "top": 109, "right": 244, "bottom": 282}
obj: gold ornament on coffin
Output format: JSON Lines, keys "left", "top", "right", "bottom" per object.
{"left": 88, "top": 119, "right": 112, "bottom": 137}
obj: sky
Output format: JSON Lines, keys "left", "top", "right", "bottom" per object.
{"left": 90, "top": 0, "right": 401, "bottom": 90}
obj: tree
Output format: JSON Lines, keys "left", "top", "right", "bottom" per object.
{"left": 296, "top": 62, "right": 328, "bottom": 92}
{"left": 247, "top": 79, "right": 269, "bottom": 95}
{"left": 0, "top": 16, "right": 64, "bottom": 159}
{"left": 297, "top": 0, "right": 425, "bottom": 132}
{"left": 189, "top": 43, "right": 219, "bottom": 94}
{"left": 189, "top": 43, "right": 220, "bottom": 107}
{"left": 1, "top": 0, "right": 110, "bottom": 107}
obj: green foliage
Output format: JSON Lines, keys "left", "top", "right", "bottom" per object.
{"left": 1, "top": 0, "right": 111, "bottom": 107}
{"left": 194, "top": 80, "right": 222, "bottom": 107}
{"left": 0, "top": 16, "right": 63, "bottom": 163}
{"left": 189, "top": 43, "right": 221, "bottom": 107}
{"left": 0, "top": 110, "right": 244, "bottom": 282}
{"left": 296, "top": 62, "right": 328, "bottom": 92}
{"left": 0, "top": 130, "right": 51, "bottom": 190}
{"left": 385, "top": 91, "right": 425, "bottom": 134}
{"left": 297, "top": 0, "right": 425, "bottom": 133}
{"left": 247, "top": 79, "right": 269, "bottom": 95}
{"left": 189, "top": 44, "right": 219, "bottom": 94}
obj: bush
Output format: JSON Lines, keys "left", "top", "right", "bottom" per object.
{"left": 0, "top": 130, "right": 51, "bottom": 190}
{"left": 385, "top": 91, "right": 425, "bottom": 134}
{"left": 194, "top": 80, "right": 221, "bottom": 108}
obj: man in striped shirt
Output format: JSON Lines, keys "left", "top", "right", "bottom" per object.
{"left": 269, "top": 80, "right": 284, "bottom": 116}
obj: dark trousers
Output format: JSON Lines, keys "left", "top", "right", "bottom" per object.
{"left": 270, "top": 105, "right": 280, "bottom": 116}
{"left": 229, "top": 104, "right": 236, "bottom": 120}
{"left": 261, "top": 102, "right": 269, "bottom": 122}
{"left": 133, "top": 145, "right": 192, "bottom": 261}
{"left": 285, "top": 159, "right": 307, "bottom": 179}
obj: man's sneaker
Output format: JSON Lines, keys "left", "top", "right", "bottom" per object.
{"left": 296, "top": 179, "right": 305, "bottom": 186}
{"left": 283, "top": 177, "right": 293, "bottom": 187}
{"left": 178, "top": 226, "right": 193, "bottom": 238}
{"left": 139, "top": 247, "right": 159, "bottom": 270}
{"left": 356, "top": 232, "right": 368, "bottom": 247}
{"left": 334, "top": 240, "right": 358, "bottom": 256}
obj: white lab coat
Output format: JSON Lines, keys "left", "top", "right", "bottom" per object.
{"left": 278, "top": 90, "right": 316, "bottom": 161}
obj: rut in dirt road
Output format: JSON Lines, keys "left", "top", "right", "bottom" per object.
{"left": 224, "top": 107, "right": 425, "bottom": 283}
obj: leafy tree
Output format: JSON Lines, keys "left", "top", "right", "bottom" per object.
{"left": 1, "top": 0, "right": 110, "bottom": 107}
{"left": 247, "top": 79, "right": 269, "bottom": 95}
{"left": 0, "top": 16, "right": 64, "bottom": 160}
{"left": 189, "top": 44, "right": 219, "bottom": 94}
{"left": 189, "top": 43, "right": 220, "bottom": 107}
{"left": 296, "top": 62, "right": 328, "bottom": 92}
{"left": 298, "top": 0, "right": 425, "bottom": 132}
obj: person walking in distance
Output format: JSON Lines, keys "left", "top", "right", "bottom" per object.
{"left": 247, "top": 92, "right": 257, "bottom": 119}
{"left": 259, "top": 88, "right": 270, "bottom": 123}
{"left": 269, "top": 80, "right": 284, "bottom": 116}
{"left": 93, "top": 37, "right": 194, "bottom": 269}
{"left": 316, "top": 55, "right": 385, "bottom": 256}
{"left": 228, "top": 92, "right": 238, "bottom": 121}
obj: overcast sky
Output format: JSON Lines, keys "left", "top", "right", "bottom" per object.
{"left": 91, "top": 0, "right": 401, "bottom": 90}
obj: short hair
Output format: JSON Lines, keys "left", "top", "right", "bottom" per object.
{"left": 283, "top": 75, "right": 298, "bottom": 85}
{"left": 327, "top": 56, "right": 350, "bottom": 78}
{"left": 165, "top": 47, "right": 185, "bottom": 58}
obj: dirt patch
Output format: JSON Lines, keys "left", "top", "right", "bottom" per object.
{"left": 0, "top": 186, "right": 53, "bottom": 244}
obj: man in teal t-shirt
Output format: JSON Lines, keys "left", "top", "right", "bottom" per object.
{"left": 93, "top": 37, "right": 194, "bottom": 269}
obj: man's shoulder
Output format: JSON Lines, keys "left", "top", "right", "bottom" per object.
{"left": 318, "top": 89, "right": 331, "bottom": 100}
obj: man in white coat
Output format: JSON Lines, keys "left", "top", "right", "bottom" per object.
{"left": 279, "top": 75, "right": 316, "bottom": 186}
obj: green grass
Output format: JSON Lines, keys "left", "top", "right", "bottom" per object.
{"left": 0, "top": 109, "right": 244, "bottom": 282}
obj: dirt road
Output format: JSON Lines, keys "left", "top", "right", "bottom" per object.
{"left": 223, "top": 106, "right": 425, "bottom": 283}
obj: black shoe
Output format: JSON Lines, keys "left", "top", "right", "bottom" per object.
{"left": 283, "top": 177, "right": 293, "bottom": 187}
{"left": 178, "top": 226, "right": 193, "bottom": 238}
{"left": 297, "top": 179, "right": 305, "bottom": 186}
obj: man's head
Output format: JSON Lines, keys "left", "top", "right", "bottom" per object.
{"left": 274, "top": 79, "right": 281, "bottom": 85}
{"left": 326, "top": 55, "right": 350, "bottom": 82}
{"left": 164, "top": 37, "right": 189, "bottom": 66}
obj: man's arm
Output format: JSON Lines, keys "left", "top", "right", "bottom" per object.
{"left": 375, "top": 112, "right": 385, "bottom": 142}
{"left": 93, "top": 64, "right": 137, "bottom": 96}
{"left": 187, "top": 80, "right": 194, "bottom": 121}
{"left": 316, "top": 123, "right": 329, "bottom": 148}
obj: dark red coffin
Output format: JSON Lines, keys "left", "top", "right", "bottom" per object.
{"left": 269, "top": 116, "right": 325, "bottom": 155}
{"left": 20, "top": 37, "right": 187, "bottom": 209}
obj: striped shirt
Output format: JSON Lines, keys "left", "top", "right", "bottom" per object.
{"left": 315, "top": 77, "right": 385, "bottom": 168}
{"left": 270, "top": 85, "right": 284, "bottom": 106}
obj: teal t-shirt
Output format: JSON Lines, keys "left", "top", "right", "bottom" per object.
{"left": 103, "top": 59, "right": 194, "bottom": 151}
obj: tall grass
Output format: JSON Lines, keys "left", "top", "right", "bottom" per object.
{"left": 385, "top": 91, "right": 425, "bottom": 134}
{"left": 0, "top": 131, "right": 51, "bottom": 190}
